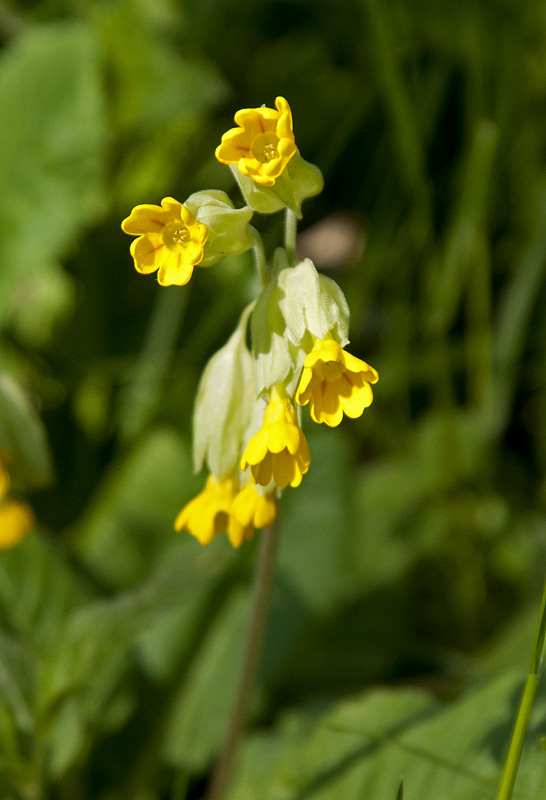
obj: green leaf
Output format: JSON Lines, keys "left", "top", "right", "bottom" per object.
{"left": 228, "top": 671, "right": 546, "bottom": 799}
{"left": 74, "top": 428, "right": 200, "bottom": 588}
{"left": 0, "top": 21, "right": 108, "bottom": 343}
{"left": 0, "top": 372, "right": 53, "bottom": 488}
{"left": 162, "top": 589, "right": 251, "bottom": 771}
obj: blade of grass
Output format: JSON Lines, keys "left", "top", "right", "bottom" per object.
{"left": 496, "top": 574, "right": 546, "bottom": 800}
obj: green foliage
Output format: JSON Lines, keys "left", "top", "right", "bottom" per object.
{"left": 228, "top": 674, "right": 546, "bottom": 799}
{"left": 1, "top": 0, "right": 546, "bottom": 797}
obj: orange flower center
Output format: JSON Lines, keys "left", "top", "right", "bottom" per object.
{"left": 163, "top": 222, "right": 192, "bottom": 251}
{"left": 252, "top": 132, "right": 279, "bottom": 163}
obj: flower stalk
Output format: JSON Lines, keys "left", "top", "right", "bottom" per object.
{"left": 284, "top": 208, "right": 297, "bottom": 265}
{"left": 206, "top": 515, "right": 281, "bottom": 800}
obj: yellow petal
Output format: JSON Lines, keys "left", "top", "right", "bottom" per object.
{"left": 297, "top": 433, "right": 311, "bottom": 470}
{"left": 254, "top": 492, "right": 277, "bottom": 528}
{"left": 122, "top": 203, "right": 173, "bottom": 235}
{"left": 227, "top": 517, "right": 250, "bottom": 548}
{"left": 340, "top": 382, "right": 374, "bottom": 418}
{"left": 251, "top": 452, "right": 274, "bottom": 487}
{"left": 271, "top": 449, "right": 297, "bottom": 489}
{"left": 267, "top": 419, "right": 299, "bottom": 455}
{"left": 340, "top": 349, "right": 379, "bottom": 383}
{"left": 157, "top": 251, "right": 194, "bottom": 286}
{"left": 241, "top": 427, "right": 270, "bottom": 468}
{"left": 0, "top": 500, "right": 35, "bottom": 548}
{"left": 131, "top": 234, "right": 166, "bottom": 274}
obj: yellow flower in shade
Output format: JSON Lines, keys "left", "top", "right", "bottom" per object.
{"left": 0, "top": 500, "right": 35, "bottom": 549}
{"left": 240, "top": 386, "right": 311, "bottom": 489}
{"left": 122, "top": 197, "right": 208, "bottom": 286}
{"left": 174, "top": 474, "right": 238, "bottom": 546}
{"left": 174, "top": 475, "right": 276, "bottom": 549}
{"left": 295, "top": 337, "right": 379, "bottom": 427}
{"left": 231, "top": 484, "right": 277, "bottom": 548}
{"left": 215, "top": 97, "right": 297, "bottom": 187}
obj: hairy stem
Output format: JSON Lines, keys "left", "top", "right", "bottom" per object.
{"left": 251, "top": 227, "right": 268, "bottom": 286}
{"left": 284, "top": 209, "right": 298, "bottom": 264}
{"left": 206, "top": 516, "right": 280, "bottom": 800}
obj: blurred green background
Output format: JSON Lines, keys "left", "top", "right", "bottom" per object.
{"left": 1, "top": 0, "right": 546, "bottom": 798}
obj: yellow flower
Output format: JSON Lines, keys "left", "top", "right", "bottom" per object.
{"left": 121, "top": 197, "right": 208, "bottom": 286}
{"left": 295, "top": 337, "right": 379, "bottom": 427}
{"left": 240, "top": 386, "right": 311, "bottom": 489}
{"left": 215, "top": 97, "right": 297, "bottom": 187}
{"left": 231, "top": 483, "right": 277, "bottom": 546}
{"left": 174, "top": 474, "right": 239, "bottom": 546}
{"left": 0, "top": 500, "right": 35, "bottom": 549}
{"left": 174, "top": 475, "right": 276, "bottom": 549}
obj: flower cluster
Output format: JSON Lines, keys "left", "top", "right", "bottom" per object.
{"left": 0, "top": 458, "right": 35, "bottom": 548}
{"left": 123, "top": 97, "right": 378, "bottom": 548}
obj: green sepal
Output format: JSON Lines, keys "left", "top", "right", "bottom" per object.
{"left": 193, "top": 304, "right": 256, "bottom": 478}
{"left": 185, "top": 190, "right": 254, "bottom": 267}
{"left": 277, "top": 258, "right": 349, "bottom": 346}
{"left": 250, "top": 277, "right": 292, "bottom": 395}
{"left": 232, "top": 150, "right": 324, "bottom": 218}
{"left": 250, "top": 255, "right": 350, "bottom": 395}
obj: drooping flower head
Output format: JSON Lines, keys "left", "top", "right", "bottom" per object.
{"left": 174, "top": 474, "right": 276, "bottom": 549}
{"left": 215, "top": 97, "right": 297, "bottom": 187}
{"left": 122, "top": 197, "right": 208, "bottom": 286}
{"left": 296, "top": 337, "right": 379, "bottom": 427}
{"left": 240, "top": 385, "right": 311, "bottom": 489}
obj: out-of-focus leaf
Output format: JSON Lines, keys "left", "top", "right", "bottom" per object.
{"left": 41, "top": 534, "right": 234, "bottom": 778}
{"left": 92, "top": 0, "right": 227, "bottom": 204}
{"left": 0, "top": 630, "right": 37, "bottom": 795}
{"left": 0, "top": 21, "right": 108, "bottom": 343}
{"left": 162, "top": 588, "right": 251, "bottom": 771}
{"left": 0, "top": 532, "right": 87, "bottom": 649}
{"left": 74, "top": 427, "right": 200, "bottom": 588}
{"left": 277, "top": 425, "right": 354, "bottom": 614}
{"left": 229, "top": 671, "right": 546, "bottom": 799}
{"left": 0, "top": 373, "right": 53, "bottom": 488}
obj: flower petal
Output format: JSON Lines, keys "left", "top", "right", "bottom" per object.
{"left": 131, "top": 234, "right": 166, "bottom": 274}
{"left": 157, "top": 251, "right": 194, "bottom": 286}
{"left": 122, "top": 203, "right": 172, "bottom": 235}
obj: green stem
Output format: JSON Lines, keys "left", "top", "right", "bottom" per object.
{"left": 206, "top": 517, "right": 281, "bottom": 800}
{"left": 251, "top": 227, "right": 268, "bottom": 286}
{"left": 284, "top": 209, "right": 298, "bottom": 264}
{"left": 496, "top": 574, "right": 546, "bottom": 800}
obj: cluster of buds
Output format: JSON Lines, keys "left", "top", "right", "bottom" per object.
{"left": 123, "top": 98, "right": 378, "bottom": 548}
{"left": 0, "top": 457, "right": 35, "bottom": 548}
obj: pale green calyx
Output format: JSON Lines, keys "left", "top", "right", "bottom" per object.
{"left": 193, "top": 303, "right": 256, "bottom": 478}
{"left": 251, "top": 278, "right": 292, "bottom": 395}
{"left": 232, "top": 150, "right": 324, "bottom": 219}
{"left": 250, "top": 255, "right": 350, "bottom": 394}
{"left": 277, "top": 258, "right": 349, "bottom": 346}
{"left": 185, "top": 190, "right": 254, "bottom": 266}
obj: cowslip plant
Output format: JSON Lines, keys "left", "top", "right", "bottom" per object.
{"left": 122, "top": 97, "right": 378, "bottom": 800}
